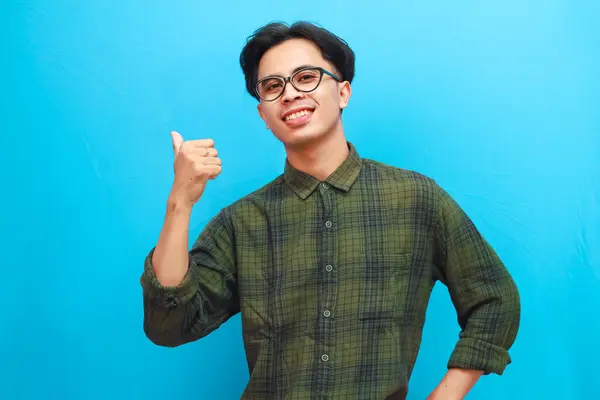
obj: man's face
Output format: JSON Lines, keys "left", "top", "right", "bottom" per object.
{"left": 256, "top": 38, "right": 351, "bottom": 147}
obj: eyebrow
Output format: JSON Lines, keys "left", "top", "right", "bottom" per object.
{"left": 258, "top": 64, "right": 317, "bottom": 81}
{"left": 291, "top": 64, "right": 316, "bottom": 74}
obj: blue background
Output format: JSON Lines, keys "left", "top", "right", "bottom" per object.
{"left": 2, "top": 1, "right": 599, "bottom": 399}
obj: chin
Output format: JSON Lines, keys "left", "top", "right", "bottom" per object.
{"left": 276, "top": 117, "right": 336, "bottom": 145}
{"left": 278, "top": 127, "right": 328, "bottom": 148}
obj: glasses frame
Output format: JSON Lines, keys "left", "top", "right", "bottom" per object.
{"left": 254, "top": 66, "right": 342, "bottom": 102}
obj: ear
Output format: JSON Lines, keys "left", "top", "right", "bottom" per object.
{"left": 257, "top": 103, "right": 269, "bottom": 128}
{"left": 338, "top": 81, "right": 352, "bottom": 110}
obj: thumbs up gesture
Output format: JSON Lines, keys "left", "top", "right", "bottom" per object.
{"left": 169, "top": 131, "right": 222, "bottom": 208}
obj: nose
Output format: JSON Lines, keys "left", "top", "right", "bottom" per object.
{"left": 281, "top": 81, "right": 305, "bottom": 103}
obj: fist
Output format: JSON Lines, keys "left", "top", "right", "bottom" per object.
{"left": 169, "top": 131, "right": 222, "bottom": 207}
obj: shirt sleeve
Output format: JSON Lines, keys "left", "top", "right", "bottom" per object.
{"left": 140, "top": 208, "right": 239, "bottom": 347}
{"left": 433, "top": 182, "right": 521, "bottom": 375}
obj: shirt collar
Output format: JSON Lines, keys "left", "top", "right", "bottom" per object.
{"left": 283, "top": 141, "right": 363, "bottom": 199}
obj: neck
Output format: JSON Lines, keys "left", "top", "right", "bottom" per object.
{"left": 284, "top": 125, "right": 349, "bottom": 181}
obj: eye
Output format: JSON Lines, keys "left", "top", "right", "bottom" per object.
{"left": 266, "top": 82, "right": 282, "bottom": 91}
{"left": 259, "top": 78, "right": 283, "bottom": 93}
{"left": 297, "top": 72, "right": 317, "bottom": 82}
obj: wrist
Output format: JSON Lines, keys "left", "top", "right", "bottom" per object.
{"left": 166, "top": 194, "right": 194, "bottom": 215}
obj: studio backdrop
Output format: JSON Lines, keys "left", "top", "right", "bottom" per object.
{"left": 1, "top": 1, "right": 599, "bottom": 399}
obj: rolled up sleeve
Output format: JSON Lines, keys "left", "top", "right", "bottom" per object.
{"left": 434, "top": 182, "right": 521, "bottom": 375}
{"left": 141, "top": 248, "right": 199, "bottom": 309}
{"left": 140, "top": 209, "right": 239, "bottom": 347}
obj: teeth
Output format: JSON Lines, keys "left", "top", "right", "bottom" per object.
{"left": 285, "top": 109, "right": 312, "bottom": 121}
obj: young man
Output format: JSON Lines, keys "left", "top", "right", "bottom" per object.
{"left": 141, "top": 21, "right": 521, "bottom": 400}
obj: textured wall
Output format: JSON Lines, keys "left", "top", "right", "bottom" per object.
{"left": 1, "top": 1, "right": 599, "bottom": 399}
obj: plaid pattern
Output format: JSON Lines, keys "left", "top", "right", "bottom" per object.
{"left": 141, "top": 142, "right": 520, "bottom": 399}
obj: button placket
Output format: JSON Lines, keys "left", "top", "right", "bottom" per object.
{"left": 317, "top": 179, "right": 336, "bottom": 396}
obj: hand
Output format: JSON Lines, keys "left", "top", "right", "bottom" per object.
{"left": 168, "top": 131, "right": 222, "bottom": 208}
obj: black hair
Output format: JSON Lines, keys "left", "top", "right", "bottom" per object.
{"left": 239, "top": 21, "right": 355, "bottom": 101}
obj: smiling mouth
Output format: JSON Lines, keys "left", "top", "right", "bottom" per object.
{"left": 283, "top": 109, "right": 314, "bottom": 121}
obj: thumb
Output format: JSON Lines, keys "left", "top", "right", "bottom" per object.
{"left": 171, "top": 131, "right": 184, "bottom": 154}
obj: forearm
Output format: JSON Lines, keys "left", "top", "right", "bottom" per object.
{"left": 140, "top": 205, "right": 239, "bottom": 347}
{"left": 151, "top": 196, "right": 194, "bottom": 287}
{"left": 142, "top": 195, "right": 199, "bottom": 347}
{"left": 428, "top": 368, "right": 484, "bottom": 400}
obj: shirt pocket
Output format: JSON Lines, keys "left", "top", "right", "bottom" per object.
{"left": 351, "top": 252, "right": 412, "bottom": 322}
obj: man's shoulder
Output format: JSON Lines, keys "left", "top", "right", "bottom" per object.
{"left": 361, "top": 157, "right": 439, "bottom": 190}
{"left": 219, "top": 173, "right": 287, "bottom": 216}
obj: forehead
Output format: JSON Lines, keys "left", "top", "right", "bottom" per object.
{"left": 257, "top": 38, "right": 330, "bottom": 79}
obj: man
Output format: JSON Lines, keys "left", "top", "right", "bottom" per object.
{"left": 141, "top": 21, "right": 521, "bottom": 399}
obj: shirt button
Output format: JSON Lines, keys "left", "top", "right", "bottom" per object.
{"left": 325, "top": 221, "right": 332, "bottom": 228}
{"left": 322, "top": 183, "right": 329, "bottom": 190}
{"left": 323, "top": 310, "right": 331, "bottom": 317}
{"left": 325, "top": 264, "right": 333, "bottom": 272}
{"left": 165, "top": 296, "right": 178, "bottom": 308}
{"left": 321, "top": 354, "right": 329, "bottom": 362}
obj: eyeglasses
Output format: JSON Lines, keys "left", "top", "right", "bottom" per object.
{"left": 255, "top": 66, "right": 342, "bottom": 102}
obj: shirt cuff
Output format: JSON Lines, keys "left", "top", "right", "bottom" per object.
{"left": 140, "top": 247, "right": 198, "bottom": 309}
{"left": 447, "top": 337, "right": 512, "bottom": 375}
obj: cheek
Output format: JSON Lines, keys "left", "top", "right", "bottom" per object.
{"left": 263, "top": 107, "right": 281, "bottom": 125}
{"left": 316, "top": 92, "right": 340, "bottom": 117}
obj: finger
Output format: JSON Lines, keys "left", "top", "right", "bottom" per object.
{"left": 187, "top": 139, "right": 215, "bottom": 148}
{"left": 207, "top": 165, "right": 222, "bottom": 180}
{"left": 185, "top": 147, "right": 218, "bottom": 157}
{"left": 204, "top": 147, "right": 218, "bottom": 157}
{"left": 171, "top": 131, "right": 184, "bottom": 154}
{"left": 201, "top": 157, "right": 222, "bottom": 166}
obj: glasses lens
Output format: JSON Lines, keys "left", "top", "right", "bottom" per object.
{"left": 257, "top": 77, "right": 284, "bottom": 101}
{"left": 292, "top": 68, "right": 321, "bottom": 92}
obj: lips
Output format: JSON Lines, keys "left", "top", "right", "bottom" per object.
{"left": 281, "top": 107, "right": 315, "bottom": 121}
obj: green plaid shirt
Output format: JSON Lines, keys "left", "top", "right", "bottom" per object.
{"left": 141, "top": 142, "right": 520, "bottom": 399}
